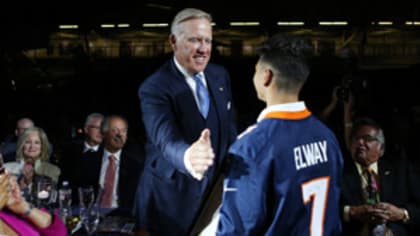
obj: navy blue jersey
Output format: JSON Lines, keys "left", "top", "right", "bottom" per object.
{"left": 217, "top": 103, "right": 343, "bottom": 236}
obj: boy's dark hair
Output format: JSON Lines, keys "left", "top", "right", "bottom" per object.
{"left": 256, "top": 34, "right": 313, "bottom": 91}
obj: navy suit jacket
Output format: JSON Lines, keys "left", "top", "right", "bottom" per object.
{"left": 341, "top": 156, "right": 420, "bottom": 236}
{"left": 135, "top": 59, "right": 236, "bottom": 235}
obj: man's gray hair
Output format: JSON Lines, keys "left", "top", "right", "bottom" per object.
{"left": 84, "top": 113, "right": 104, "bottom": 127}
{"left": 171, "top": 8, "right": 212, "bottom": 35}
{"left": 100, "top": 115, "right": 128, "bottom": 134}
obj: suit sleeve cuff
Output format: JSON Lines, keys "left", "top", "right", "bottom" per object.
{"left": 343, "top": 205, "right": 351, "bottom": 222}
{"left": 402, "top": 208, "right": 410, "bottom": 223}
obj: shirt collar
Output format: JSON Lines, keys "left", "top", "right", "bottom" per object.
{"left": 257, "top": 102, "right": 310, "bottom": 122}
{"left": 84, "top": 141, "right": 100, "bottom": 152}
{"left": 103, "top": 149, "right": 122, "bottom": 162}
{"left": 173, "top": 57, "right": 204, "bottom": 80}
{"left": 355, "top": 161, "right": 378, "bottom": 175}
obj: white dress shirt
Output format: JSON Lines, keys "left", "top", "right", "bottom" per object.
{"left": 83, "top": 141, "right": 100, "bottom": 153}
{"left": 99, "top": 149, "right": 121, "bottom": 208}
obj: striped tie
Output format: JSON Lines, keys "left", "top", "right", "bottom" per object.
{"left": 99, "top": 155, "right": 116, "bottom": 207}
{"left": 194, "top": 73, "right": 210, "bottom": 118}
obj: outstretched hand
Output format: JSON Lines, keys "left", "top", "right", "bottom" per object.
{"left": 185, "top": 129, "right": 215, "bottom": 180}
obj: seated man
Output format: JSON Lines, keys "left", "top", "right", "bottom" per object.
{"left": 341, "top": 117, "right": 420, "bottom": 235}
{"left": 60, "top": 113, "right": 104, "bottom": 184}
{"left": 76, "top": 115, "right": 144, "bottom": 211}
{"left": 1, "top": 117, "right": 34, "bottom": 162}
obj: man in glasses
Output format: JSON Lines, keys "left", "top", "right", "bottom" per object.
{"left": 60, "top": 113, "right": 104, "bottom": 200}
{"left": 340, "top": 117, "right": 420, "bottom": 235}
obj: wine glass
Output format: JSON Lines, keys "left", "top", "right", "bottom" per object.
{"left": 78, "top": 186, "right": 95, "bottom": 210}
{"left": 80, "top": 205, "right": 100, "bottom": 235}
{"left": 78, "top": 186, "right": 99, "bottom": 235}
{"left": 36, "top": 177, "right": 56, "bottom": 208}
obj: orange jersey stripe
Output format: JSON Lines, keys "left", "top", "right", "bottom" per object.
{"left": 264, "top": 109, "right": 311, "bottom": 120}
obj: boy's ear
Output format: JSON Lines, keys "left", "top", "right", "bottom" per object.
{"left": 263, "top": 68, "right": 273, "bottom": 87}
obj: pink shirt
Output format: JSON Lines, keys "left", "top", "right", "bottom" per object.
{"left": 0, "top": 209, "right": 67, "bottom": 236}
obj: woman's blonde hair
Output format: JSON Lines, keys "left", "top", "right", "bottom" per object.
{"left": 16, "top": 126, "right": 50, "bottom": 162}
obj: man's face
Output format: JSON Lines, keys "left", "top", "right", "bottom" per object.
{"left": 103, "top": 118, "right": 127, "bottom": 152}
{"left": 84, "top": 117, "right": 103, "bottom": 145}
{"left": 170, "top": 18, "right": 212, "bottom": 75}
{"left": 350, "top": 125, "right": 383, "bottom": 166}
{"left": 16, "top": 119, "right": 34, "bottom": 136}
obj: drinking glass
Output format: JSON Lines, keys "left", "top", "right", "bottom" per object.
{"left": 80, "top": 205, "right": 100, "bottom": 235}
{"left": 78, "top": 186, "right": 95, "bottom": 210}
{"left": 78, "top": 186, "right": 100, "bottom": 235}
{"left": 36, "top": 178, "right": 56, "bottom": 208}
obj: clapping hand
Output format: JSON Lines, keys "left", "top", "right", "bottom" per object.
{"left": 0, "top": 173, "right": 10, "bottom": 209}
{"left": 185, "top": 129, "right": 215, "bottom": 180}
{"left": 372, "top": 202, "right": 406, "bottom": 222}
{"left": 7, "top": 175, "right": 30, "bottom": 215}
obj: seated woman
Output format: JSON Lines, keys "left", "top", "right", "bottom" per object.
{"left": 0, "top": 173, "right": 67, "bottom": 235}
{"left": 4, "top": 127, "right": 61, "bottom": 202}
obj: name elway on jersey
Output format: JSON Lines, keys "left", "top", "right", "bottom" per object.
{"left": 294, "top": 140, "right": 328, "bottom": 170}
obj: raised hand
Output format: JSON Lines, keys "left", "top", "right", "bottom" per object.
{"left": 185, "top": 129, "right": 215, "bottom": 180}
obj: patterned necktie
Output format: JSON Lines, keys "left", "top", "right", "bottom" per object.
{"left": 363, "top": 168, "right": 380, "bottom": 205}
{"left": 193, "top": 73, "right": 210, "bottom": 118}
{"left": 99, "top": 155, "right": 116, "bottom": 208}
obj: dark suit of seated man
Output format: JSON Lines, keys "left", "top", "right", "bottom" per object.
{"left": 340, "top": 117, "right": 420, "bottom": 236}
{"left": 60, "top": 113, "right": 104, "bottom": 199}
{"left": 75, "top": 115, "right": 144, "bottom": 212}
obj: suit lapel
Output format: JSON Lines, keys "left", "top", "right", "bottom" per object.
{"left": 344, "top": 162, "right": 365, "bottom": 204}
{"left": 169, "top": 60, "right": 204, "bottom": 119}
{"left": 378, "top": 159, "right": 393, "bottom": 202}
{"left": 205, "top": 70, "right": 228, "bottom": 125}
{"left": 117, "top": 150, "right": 125, "bottom": 196}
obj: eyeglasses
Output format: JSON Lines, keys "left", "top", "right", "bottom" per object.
{"left": 87, "top": 125, "right": 100, "bottom": 130}
{"left": 352, "top": 135, "right": 379, "bottom": 143}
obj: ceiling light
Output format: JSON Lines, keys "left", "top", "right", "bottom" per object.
{"left": 101, "top": 24, "right": 115, "bottom": 28}
{"left": 319, "top": 21, "right": 348, "bottom": 26}
{"left": 117, "top": 24, "right": 130, "bottom": 28}
{"left": 377, "top": 21, "right": 393, "bottom": 26}
{"left": 277, "top": 21, "right": 305, "bottom": 26}
{"left": 143, "top": 23, "right": 169, "bottom": 28}
{"left": 405, "top": 21, "right": 420, "bottom": 26}
{"left": 230, "top": 22, "right": 260, "bottom": 26}
{"left": 58, "top": 25, "right": 79, "bottom": 29}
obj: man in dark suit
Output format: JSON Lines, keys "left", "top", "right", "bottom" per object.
{"left": 134, "top": 8, "right": 237, "bottom": 235}
{"left": 60, "top": 112, "right": 104, "bottom": 186}
{"left": 341, "top": 117, "right": 420, "bottom": 236}
{"left": 77, "top": 115, "right": 144, "bottom": 211}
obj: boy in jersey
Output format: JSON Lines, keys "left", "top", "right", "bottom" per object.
{"left": 217, "top": 34, "right": 343, "bottom": 235}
